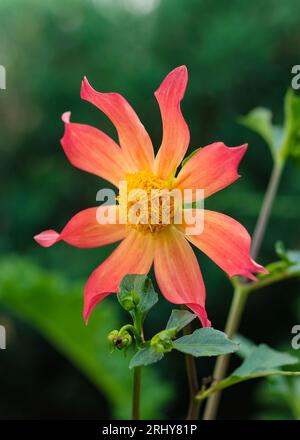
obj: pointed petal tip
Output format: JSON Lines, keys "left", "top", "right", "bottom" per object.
{"left": 171, "top": 64, "right": 188, "bottom": 75}
{"left": 83, "top": 310, "right": 89, "bottom": 326}
{"left": 34, "top": 229, "right": 60, "bottom": 248}
{"left": 174, "top": 65, "right": 188, "bottom": 74}
{"left": 230, "top": 261, "right": 268, "bottom": 281}
{"left": 61, "top": 111, "right": 71, "bottom": 124}
{"left": 80, "top": 76, "right": 94, "bottom": 100}
{"left": 186, "top": 303, "right": 211, "bottom": 328}
{"left": 237, "top": 143, "right": 248, "bottom": 155}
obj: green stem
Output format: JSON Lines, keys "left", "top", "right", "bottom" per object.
{"left": 132, "top": 366, "right": 142, "bottom": 420}
{"left": 131, "top": 309, "right": 144, "bottom": 419}
{"left": 183, "top": 322, "right": 201, "bottom": 420}
{"left": 248, "top": 270, "right": 299, "bottom": 292}
{"left": 202, "top": 287, "right": 248, "bottom": 420}
{"left": 203, "top": 160, "right": 285, "bottom": 420}
{"left": 251, "top": 162, "right": 283, "bottom": 260}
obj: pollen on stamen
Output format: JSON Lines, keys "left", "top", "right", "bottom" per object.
{"left": 117, "top": 170, "right": 179, "bottom": 234}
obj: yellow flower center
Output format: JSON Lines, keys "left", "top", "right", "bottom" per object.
{"left": 118, "top": 170, "right": 178, "bottom": 234}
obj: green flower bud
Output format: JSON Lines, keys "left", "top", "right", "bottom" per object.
{"left": 118, "top": 290, "right": 140, "bottom": 312}
{"left": 107, "top": 329, "right": 132, "bottom": 351}
{"left": 150, "top": 328, "right": 176, "bottom": 353}
{"left": 117, "top": 330, "right": 132, "bottom": 349}
{"left": 107, "top": 330, "right": 119, "bottom": 350}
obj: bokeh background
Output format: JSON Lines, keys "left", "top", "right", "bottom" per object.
{"left": 0, "top": 0, "right": 300, "bottom": 419}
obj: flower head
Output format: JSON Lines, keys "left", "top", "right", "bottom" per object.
{"left": 34, "top": 66, "right": 267, "bottom": 327}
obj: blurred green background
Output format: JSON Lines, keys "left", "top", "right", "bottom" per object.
{"left": 0, "top": 0, "right": 300, "bottom": 419}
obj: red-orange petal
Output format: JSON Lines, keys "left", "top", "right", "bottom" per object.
{"left": 175, "top": 142, "right": 247, "bottom": 200}
{"left": 81, "top": 78, "right": 154, "bottom": 172}
{"left": 154, "top": 66, "right": 190, "bottom": 179}
{"left": 60, "top": 112, "right": 129, "bottom": 187}
{"left": 154, "top": 227, "right": 210, "bottom": 327}
{"left": 179, "top": 209, "right": 268, "bottom": 280}
{"left": 34, "top": 206, "right": 127, "bottom": 249}
{"left": 84, "top": 230, "right": 154, "bottom": 323}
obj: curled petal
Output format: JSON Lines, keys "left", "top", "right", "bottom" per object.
{"left": 34, "top": 206, "right": 127, "bottom": 248}
{"left": 84, "top": 230, "right": 154, "bottom": 323}
{"left": 175, "top": 142, "right": 247, "bottom": 200}
{"left": 60, "top": 112, "right": 129, "bottom": 187}
{"left": 154, "top": 227, "right": 210, "bottom": 327}
{"left": 154, "top": 66, "right": 190, "bottom": 179}
{"left": 81, "top": 78, "right": 154, "bottom": 172}
{"left": 179, "top": 209, "right": 267, "bottom": 280}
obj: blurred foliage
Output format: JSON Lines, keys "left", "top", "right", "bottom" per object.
{"left": 0, "top": 0, "right": 300, "bottom": 419}
{"left": 254, "top": 294, "right": 300, "bottom": 420}
{"left": 255, "top": 376, "right": 300, "bottom": 420}
{"left": 0, "top": 256, "right": 172, "bottom": 418}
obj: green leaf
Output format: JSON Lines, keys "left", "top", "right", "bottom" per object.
{"left": 232, "top": 344, "right": 297, "bottom": 377}
{"left": 129, "top": 347, "right": 164, "bottom": 369}
{"left": 198, "top": 344, "right": 300, "bottom": 400}
{"left": 283, "top": 88, "right": 300, "bottom": 163}
{"left": 239, "top": 108, "right": 274, "bottom": 149}
{"left": 166, "top": 309, "right": 197, "bottom": 332}
{"left": 181, "top": 147, "right": 202, "bottom": 168}
{"left": 0, "top": 256, "right": 172, "bottom": 418}
{"left": 118, "top": 274, "right": 158, "bottom": 315}
{"left": 257, "top": 242, "right": 300, "bottom": 282}
{"left": 275, "top": 241, "right": 300, "bottom": 266}
{"left": 173, "top": 328, "right": 239, "bottom": 357}
{"left": 238, "top": 107, "right": 283, "bottom": 161}
{"left": 239, "top": 89, "right": 300, "bottom": 165}
{"left": 234, "top": 334, "right": 256, "bottom": 359}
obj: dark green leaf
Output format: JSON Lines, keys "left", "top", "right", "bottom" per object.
{"left": 173, "top": 328, "right": 238, "bottom": 357}
{"left": 166, "top": 309, "right": 197, "bottom": 332}
{"left": 129, "top": 347, "right": 164, "bottom": 369}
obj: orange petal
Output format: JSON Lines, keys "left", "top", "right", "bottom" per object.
{"left": 81, "top": 78, "right": 154, "bottom": 172}
{"left": 84, "top": 230, "right": 154, "bottom": 322}
{"left": 154, "top": 66, "right": 190, "bottom": 179}
{"left": 175, "top": 142, "right": 247, "bottom": 200}
{"left": 154, "top": 227, "right": 210, "bottom": 327}
{"left": 60, "top": 112, "right": 129, "bottom": 187}
{"left": 179, "top": 209, "right": 267, "bottom": 280}
{"left": 34, "top": 206, "right": 127, "bottom": 248}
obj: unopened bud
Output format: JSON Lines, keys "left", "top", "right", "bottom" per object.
{"left": 150, "top": 328, "right": 176, "bottom": 353}
{"left": 119, "top": 290, "right": 140, "bottom": 312}
{"left": 107, "top": 329, "right": 132, "bottom": 350}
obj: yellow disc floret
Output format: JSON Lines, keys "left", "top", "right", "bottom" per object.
{"left": 118, "top": 170, "right": 178, "bottom": 234}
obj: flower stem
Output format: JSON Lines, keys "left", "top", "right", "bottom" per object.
{"left": 132, "top": 366, "right": 142, "bottom": 420}
{"left": 251, "top": 162, "right": 283, "bottom": 260}
{"left": 202, "top": 287, "right": 248, "bottom": 420}
{"left": 183, "top": 322, "right": 201, "bottom": 420}
{"left": 203, "top": 160, "right": 284, "bottom": 420}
